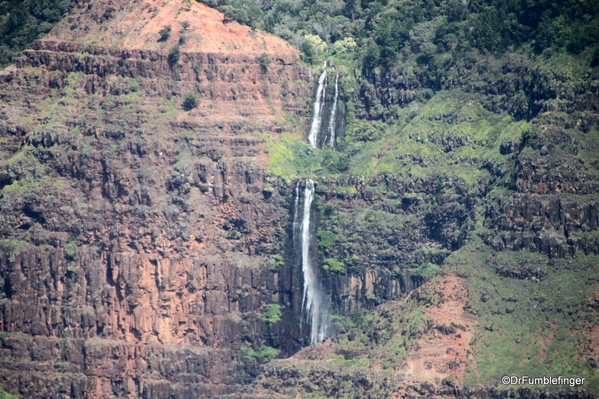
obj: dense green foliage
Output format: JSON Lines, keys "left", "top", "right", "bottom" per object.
{"left": 197, "top": 0, "right": 599, "bottom": 68}
{"left": 0, "top": 0, "right": 70, "bottom": 67}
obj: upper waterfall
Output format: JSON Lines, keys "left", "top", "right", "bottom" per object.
{"left": 307, "top": 62, "right": 342, "bottom": 150}
{"left": 308, "top": 63, "right": 328, "bottom": 149}
{"left": 328, "top": 71, "right": 339, "bottom": 149}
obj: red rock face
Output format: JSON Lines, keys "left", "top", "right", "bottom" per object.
{"left": 0, "top": 0, "right": 310, "bottom": 397}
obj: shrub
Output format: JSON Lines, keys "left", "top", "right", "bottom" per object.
{"left": 241, "top": 345, "right": 279, "bottom": 363}
{"left": 180, "top": 20, "right": 190, "bottom": 30}
{"left": 158, "top": 25, "right": 171, "bottom": 42}
{"left": 64, "top": 242, "right": 76, "bottom": 261}
{"left": 54, "top": 362, "right": 68, "bottom": 373}
{"left": 182, "top": 93, "right": 199, "bottom": 111}
{"left": 323, "top": 258, "right": 346, "bottom": 274}
{"left": 262, "top": 304, "right": 283, "bottom": 323}
{"left": 64, "top": 237, "right": 77, "bottom": 261}
{"left": 258, "top": 53, "right": 272, "bottom": 69}
{"left": 317, "top": 229, "right": 338, "bottom": 251}
{"left": 412, "top": 262, "right": 440, "bottom": 278}
{"left": 168, "top": 45, "right": 180, "bottom": 65}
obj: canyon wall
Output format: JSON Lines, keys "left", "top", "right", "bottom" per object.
{"left": 0, "top": 1, "right": 426, "bottom": 397}
{"left": 0, "top": 0, "right": 313, "bottom": 397}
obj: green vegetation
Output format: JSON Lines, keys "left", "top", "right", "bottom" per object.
{"left": 158, "top": 25, "right": 172, "bottom": 41}
{"left": 253, "top": 298, "right": 428, "bottom": 396}
{"left": 323, "top": 258, "right": 345, "bottom": 274}
{"left": 0, "top": 0, "right": 597, "bottom": 396}
{"left": 261, "top": 304, "right": 283, "bottom": 323}
{"left": 168, "top": 45, "right": 180, "bottom": 65}
{"left": 54, "top": 362, "right": 68, "bottom": 373}
{"left": 63, "top": 242, "right": 76, "bottom": 262}
{"left": 267, "top": 254, "right": 285, "bottom": 271}
{"left": 0, "top": 384, "right": 16, "bottom": 399}
{"left": 197, "top": 0, "right": 598, "bottom": 69}
{"left": 262, "top": 132, "right": 319, "bottom": 179}
{"left": 179, "top": 20, "right": 190, "bottom": 31}
{"left": 316, "top": 229, "right": 337, "bottom": 251}
{"left": 182, "top": 93, "right": 199, "bottom": 111}
{"left": 240, "top": 0, "right": 599, "bottom": 394}
{"left": 446, "top": 236, "right": 599, "bottom": 393}
{"left": 0, "top": 0, "right": 70, "bottom": 67}
{"left": 412, "top": 262, "right": 440, "bottom": 279}
{"left": 258, "top": 53, "right": 271, "bottom": 68}
{"left": 0, "top": 239, "right": 28, "bottom": 263}
{"left": 241, "top": 345, "right": 280, "bottom": 363}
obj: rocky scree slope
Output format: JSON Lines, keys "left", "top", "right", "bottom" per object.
{"left": 0, "top": 0, "right": 312, "bottom": 397}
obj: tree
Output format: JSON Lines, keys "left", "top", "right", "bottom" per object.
{"left": 258, "top": 53, "right": 271, "bottom": 72}
{"left": 180, "top": 20, "right": 190, "bottom": 30}
{"left": 158, "top": 25, "right": 172, "bottom": 42}
{"left": 168, "top": 45, "right": 180, "bottom": 65}
{"left": 300, "top": 40, "right": 316, "bottom": 64}
{"left": 182, "top": 93, "right": 199, "bottom": 111}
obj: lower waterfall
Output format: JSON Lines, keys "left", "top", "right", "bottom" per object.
{"left": 293, "top": 179, "right": 330, "bottom": 344}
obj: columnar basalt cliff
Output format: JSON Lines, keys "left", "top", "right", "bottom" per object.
{"left": 0, "top": 0, "right": 313, "bottom": 397}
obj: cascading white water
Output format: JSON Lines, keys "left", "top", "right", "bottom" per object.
{"left": 327, "top": 71, "right": 339, "bottom": 149}
{"left": 298, "top": 179, "right": 329, "bottom": 344}
{"left": 308, "top": 63, "right": 328, "bottom": 149}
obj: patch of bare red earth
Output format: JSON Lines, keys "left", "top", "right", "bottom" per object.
{"left": 395, "top": 274, "right": 477, "bottom": 397}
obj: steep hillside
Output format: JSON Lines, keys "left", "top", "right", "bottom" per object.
{"left": 0, "top": 0, "right": 311, "bottom": 397}
{"left": 240, "top": 46, "right": 599, "bottom": 399}
{"left": 234, "top": 18, "right": 599, "bottom": 399}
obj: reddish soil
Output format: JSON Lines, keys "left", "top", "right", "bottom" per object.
{"left": 44, "top": 0, "right": 297, "bottom": 56}
{"left": 399, "top": 274, "right": 476, "bottom": 386}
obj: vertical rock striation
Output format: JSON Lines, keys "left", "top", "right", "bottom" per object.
{"left": 0, "top": 0, "right": 311, "bottom": 397}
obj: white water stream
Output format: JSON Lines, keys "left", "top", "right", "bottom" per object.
{"left": 327, "top": 71, "right": 339, "bottom": 149}
{"left": 308, "top": 63, "right": 328, "bottom": 149}
{"left": 294, "top": 179, "right": 329, "bottom": 344}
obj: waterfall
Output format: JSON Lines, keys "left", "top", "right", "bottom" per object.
{"left": 308, "top": 63, "right": 341, "bottom": 150}
{"left": 308, "top": 63, "right": 328, "bottom": 149}
{"left": 294, "top": 179, "right": 329, "bottom": 344}
{"left": 292, "top": 180, "right": 300, "bottom": 235}
{"left": 327, "top": 71, "right": 339, "bottom": 149}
